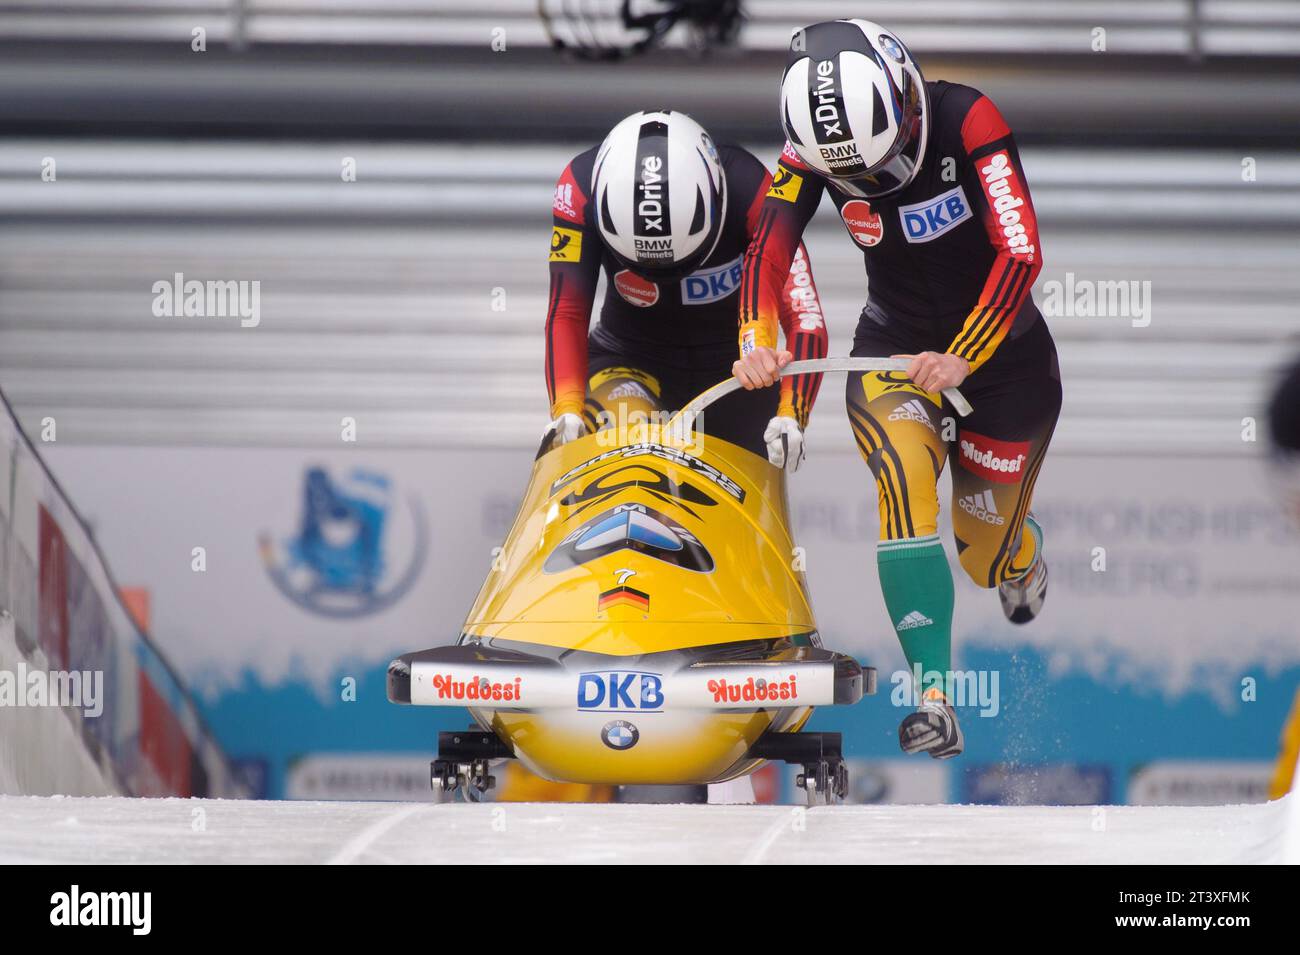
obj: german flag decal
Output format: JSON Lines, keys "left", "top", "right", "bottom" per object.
{"left": 598, "top": 585, "right": 650, "bottom": 613}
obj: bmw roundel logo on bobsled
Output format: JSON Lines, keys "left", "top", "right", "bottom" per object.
{"left": 383, "top": 362, "right": 929, "bottom": 803}
{"left": 259, "top": 466, "right": 428, "bottom": 619}
{"left": 601, "top": 720, "right": 640, "bottom": 750}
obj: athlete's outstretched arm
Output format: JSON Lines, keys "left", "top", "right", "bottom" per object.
{"left": 775, "top": 241, "right": 828, "bottom": 429}
{"left": 544, "top": 162, "right": 602, "bottom": 419}
{"left": 736, "top": 143, "right": 826, "bottom": 389}
{"left": 943, "top": 95, "right": 1044, "bottom": 373}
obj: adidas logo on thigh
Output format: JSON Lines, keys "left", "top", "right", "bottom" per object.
{"left": 959, "top": 489, "right": 1006, "bottom": 526}
{"left": 887, "top": 398, "right": 937, "bottom": 433}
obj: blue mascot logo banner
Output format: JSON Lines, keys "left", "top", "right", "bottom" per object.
{"left": 259, "top": 466, "right": 428, "bottom": 618}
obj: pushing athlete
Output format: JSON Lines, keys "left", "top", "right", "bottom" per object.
{"left": 545, "top": 109, "right": 828, "bottom": 467}
{"left": 734, "top": 20, "right": 1062, "bottom": 758}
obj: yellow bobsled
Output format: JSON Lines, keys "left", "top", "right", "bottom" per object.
{"left": 386, "top": 361, "right": 964, "bottom": 802}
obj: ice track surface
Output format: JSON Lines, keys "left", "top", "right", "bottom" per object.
{"left": 0, "top": 794, "right": 1295, "bottom": 864}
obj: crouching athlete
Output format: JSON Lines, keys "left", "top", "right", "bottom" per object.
{"left": 545, "top": 109, "right": 828, "bottom": 468}
{"left": 734, "top": 20, "right": 1062, "bottom": 758}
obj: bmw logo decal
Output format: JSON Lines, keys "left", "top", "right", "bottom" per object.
{"left": 879, "top": 35, "right": 905, "bottom": 62}
{"left": 601, "top": 720, "right": 640, "bottom": 751}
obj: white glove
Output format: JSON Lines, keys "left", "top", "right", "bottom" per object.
{"left": 764, "top": 416, "right": 805, "bottom": 472}
{"left": 546, "top": 412, "right": 586, "bottom": 446}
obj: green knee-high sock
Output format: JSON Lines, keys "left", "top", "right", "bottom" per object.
{"left": 877, "top": 534, "right": 955, "bottom": 697}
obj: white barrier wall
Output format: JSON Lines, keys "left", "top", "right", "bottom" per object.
{"left": 0, "top": 391, "right": 245, "bottom": 797}
{"left": 38, "top": 434, "right": 1300, "bottom": 804}
{"left": 0, "top": 613, "right": 113, "bottom": 795}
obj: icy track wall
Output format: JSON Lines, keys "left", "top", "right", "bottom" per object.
{"left": 0, "top": 390, "right": 245, "bottom": 797}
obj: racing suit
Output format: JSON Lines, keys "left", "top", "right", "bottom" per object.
{"left": 740, "top": 81, "right": 1061, "bottom": 688}
{"left": 546, "top": 143, "right": 828, "bottom": 457}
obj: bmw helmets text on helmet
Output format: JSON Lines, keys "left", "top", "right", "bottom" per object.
{"left": 591, "top": 110, "right": 727, "bottom": 275}
{"left": 780, "top": 19, "right": 928, "bottom": 198}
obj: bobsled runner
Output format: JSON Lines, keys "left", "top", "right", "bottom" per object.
{"left": 387, "top": 359, "right": 972, "bottom": 803}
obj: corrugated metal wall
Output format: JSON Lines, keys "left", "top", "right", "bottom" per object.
{"left": 3, "top": 1, "right": 1298, "bottom": 54}
{"left": 1, "top": 139, "right": 1296, "bottom": 453}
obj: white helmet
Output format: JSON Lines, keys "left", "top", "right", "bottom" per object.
{"left": 591, "top": 110, "right": 727, "bottom": 276}
{"left": 780, "top": 19, "right": 928, "bottom": 198}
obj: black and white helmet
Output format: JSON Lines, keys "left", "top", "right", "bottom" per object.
{"left": 780, "top": 19, "right": 928, "bottom": 199}
{"left": 591, "top": 110, "right": 727, "bottom": 276}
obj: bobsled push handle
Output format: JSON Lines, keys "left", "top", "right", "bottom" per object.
{"left": 667, "top": 357, "right": 974, "bottom": 437}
